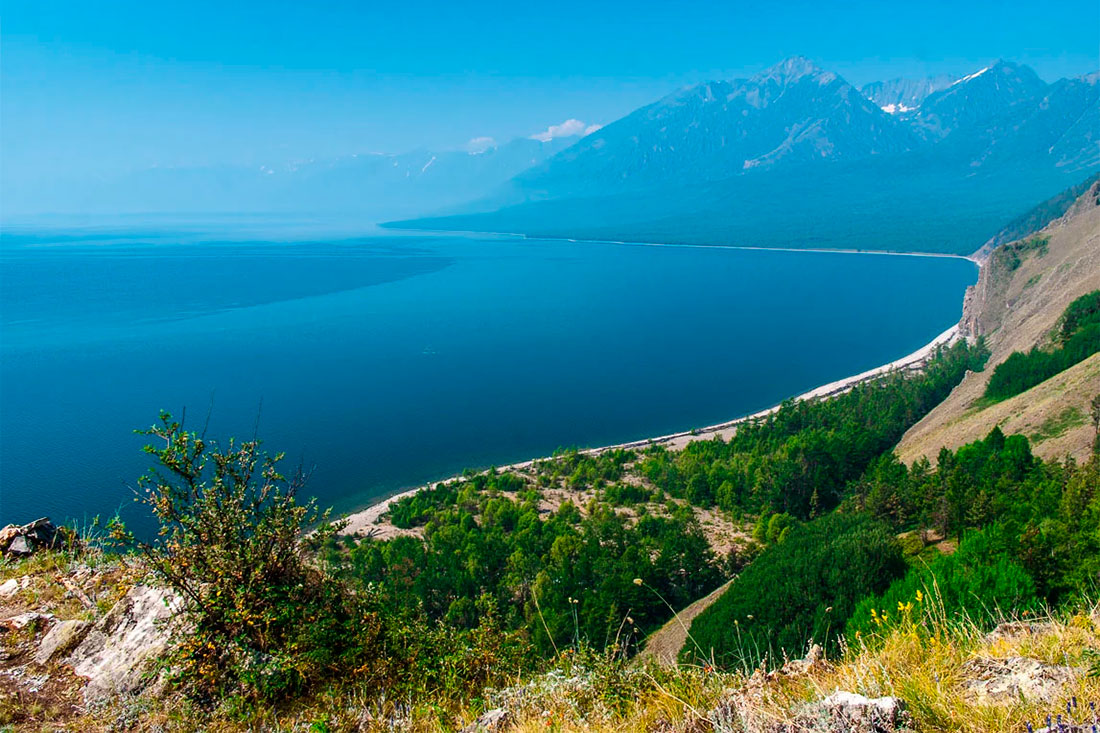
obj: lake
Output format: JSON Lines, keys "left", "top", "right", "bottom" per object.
{"left": 0, "top": 224, "right": 978, "bottom": 532}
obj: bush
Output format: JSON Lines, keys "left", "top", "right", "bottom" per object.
{"left": 114, "top": 412, "right": 377, "bottom": 701}
{"left": 682, "top": 513, "right": 904, "bottom": 669}
{"left": 847, "top": 527, "right": 1041, "bottom": 642}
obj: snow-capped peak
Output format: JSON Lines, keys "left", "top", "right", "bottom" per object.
{"left": 952, "top": 66, "right": 991, "bottom": 86}
{"left": 880, "top": 103, "right": 914, "bottom": 115}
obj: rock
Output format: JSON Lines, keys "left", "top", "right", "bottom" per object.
{"left": 962, "top": 656, "right": 1076, "bottom": 702}
{"left": 713, "top": 686, "right": 911, "bottom": 733}
{"left": 64, "top": 584, "right": 181, "bottom": 702}
{"left": 0, "top": 612, "right": 55, "bottom": 632}
{"left": 461, "top": 708, "right": 512, "bottom": 733}
{"left": 810, "top": 692, "right": 910, "bottom": 731}
{"left": 0, "top": 517, "right": 59, "bottom": 557}
{"left": 34, "top": 619, "right": 92, "bottom": 665}
{"left": 0, "top": 577, "right": 32, "bottom": 598}
{"left": 7, "top": 535, "right": 34, "bottom": 556}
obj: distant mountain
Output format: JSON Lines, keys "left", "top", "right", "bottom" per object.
{"left": 505, "top": 57, "right": 915, "bottom": 199}
{"left": 911, "top": 60, "right": 1049, "bottom": 140}
{"left": 861, "top": 75, "right": 953, "bottom": 114}
{"left": 392, "top": 57, "right": 1099, "bottom": 255}
{"left": 2, "top": 131, "right": 584, "bottom": 218}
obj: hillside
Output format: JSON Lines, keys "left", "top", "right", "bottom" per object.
{"left": 897, "top": 179, "right": 1100, "bottom": 463}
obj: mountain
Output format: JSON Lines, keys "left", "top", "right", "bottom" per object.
{"left": 861, "top": 74, "right": 954, "bottom": 114}
{"left": 1, "top": 131, "right": 584, "bottom": 219}
{"left": 504, "top": 57, "right": 916, "bottom": 200}
{"left": 911, "top": 60, "right": 1049, "bottom": 140}
{"left": 392, "top": 58, "right": 1099, "bottom": 256}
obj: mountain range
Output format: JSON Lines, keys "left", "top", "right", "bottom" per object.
{"left": 8, "top": 56, "right": 1098, "bottom": 257}
{"left": 393, "top": 58, "right": 1099, "bottom": 255}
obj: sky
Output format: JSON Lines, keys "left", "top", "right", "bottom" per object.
{"left": 3, "top": 0, "right": 1098, "bottom": 188}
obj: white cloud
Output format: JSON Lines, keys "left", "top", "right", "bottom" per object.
{"left": 466, "top": 136, "right": 496, "bottom": 154}
{"left": 583, "top": 124, "right": 603, "bottom": 136}
{"left": 530, "top": 119, "right": 588, "bottom": 142}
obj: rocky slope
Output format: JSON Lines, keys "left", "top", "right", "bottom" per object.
{"left": 896, "top": 180, "right": 1100, "bottom": 464}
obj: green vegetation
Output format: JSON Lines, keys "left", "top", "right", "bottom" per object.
{"left": 984, "top": 290, "right": 1100, "bottom": 401}
{"left": 339, "top": 483, "right": 722, "bottom": 656}
{"left": 851, "top": 425, "right": 1100, "bottom": 603}
{"left": 91, "top": 335, "right": 1100, "bottom": 721}
{"left": 846, "top": 528, "right": 1041, "bottom": 642}
{"left": 633, "top": 340, "right": 986, "bottom": 520}
{"left": 111, "top": 412, "right": 530, "bottom": 706}
{"left": 682, "top": 513, "right": 905, "bottom": 668}
{"left": 991, "top": 234, "right": 1048, "bottom": 272}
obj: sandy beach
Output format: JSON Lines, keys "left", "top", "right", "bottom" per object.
{"left": 339, "top": 321, "right": 964, "bottom": 537}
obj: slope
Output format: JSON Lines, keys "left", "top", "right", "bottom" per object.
{"left": 896, "top": 179, "right": 1100, "bottom": 463}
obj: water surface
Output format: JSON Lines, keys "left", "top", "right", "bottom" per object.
{"left": 0, "top": 226, "right": 977, "bottom": 532}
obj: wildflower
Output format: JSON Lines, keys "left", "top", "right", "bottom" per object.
{"left": 633, "top": 578, "right": 643, "bottom": 586}
{"left": 915, "top": 590, "right": 923, "bottom": 603}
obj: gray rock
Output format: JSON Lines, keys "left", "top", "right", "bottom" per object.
{"left": 962, "top": 656, "right": 1076, "bottom": 702}
{"left": 0, "top": 612, "right": 55, "bottom": 632}
{"left": 813, "top": 692, "right": 909, "bottom": 731}
{"left": 64, "top": 584, "right": 181, "bottom": 702}
{"left": 7, "top": 535, "right": 34, "bottom": 556}
{"left": 35, "top": 619, "right": 92, "bottom": 665}
{"left": 0, "top": 517, "right": 59, "bottom": 557}
{"left": 461, "top": 708, "right": 512, "bottom": 733}
{"left": 713, "top": 688, "right": 911, "bottom": 733}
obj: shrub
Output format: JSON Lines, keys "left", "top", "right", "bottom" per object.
{"left": 682, "top": 513, "right": 904, "bottom": 669}
{"left": 847, "top": 527, "right": 1041, "bottom": 642}
{"left": 113, "top": 412, "right": 377, "bottom": 701}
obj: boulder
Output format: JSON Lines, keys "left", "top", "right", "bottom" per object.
{"left": 64, "top": 584, "right": 181, "bottom": 702}
{"left": 0, "top": 517, "right": 59, "bottom": 557}
{"left": 35, "top": 619, "right": 92, "bottom": 665}
{"left": 461, "top": 708, "right": 512, "bottom": 733}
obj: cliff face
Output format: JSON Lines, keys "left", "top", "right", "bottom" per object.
{"left": 897, "top": 181, "right": 1100, "bottom": 464}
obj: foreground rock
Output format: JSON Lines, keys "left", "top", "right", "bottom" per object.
{"left": 63, "top": 584, "right": 181, "bottom": 702}
{"left": 0, "top": 517, "right": 60, "bottom": 557}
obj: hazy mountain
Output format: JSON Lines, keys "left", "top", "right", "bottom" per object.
{"left": 2, "top": 132, "right": 583, "bottom": 219}
{"left": 861, "top": 75, "right": 954, "bottom": 114}
{"left": 505, "top": 57, "right": 916, "bottom": 199}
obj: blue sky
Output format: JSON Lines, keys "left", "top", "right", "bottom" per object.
{"left": 3, "top": 0, "right": 1098, "bottom": 186}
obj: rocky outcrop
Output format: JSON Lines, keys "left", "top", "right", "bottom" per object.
{"left": 961, "top": 656, "right": 1077, "bottom": 702}
{"left": 0, "top": 518, "right": 61, "bottom": 557}
{"left": 63, "top": 584, "right": 181, "bottom": 702}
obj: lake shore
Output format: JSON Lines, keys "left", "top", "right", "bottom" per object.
{"left": 339, "top": 321, "right": 965, "bottom": 537}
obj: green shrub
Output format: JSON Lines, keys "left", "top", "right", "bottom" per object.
{"left": 847, "top": 527, "right": 1041, "bottom": 642}
{"left": 682, "top": 513, "right": 904, "bottom": 669}
{"left": 112, "top": 412, "right": 374, "bottom": 701}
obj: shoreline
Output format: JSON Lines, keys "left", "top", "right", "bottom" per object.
{"left": 339, "top": 321, "right": 966, "bottom": 537}
{"left": 382, "top": 225, "right": 983, "bottom": 264}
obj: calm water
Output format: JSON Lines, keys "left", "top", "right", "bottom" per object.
{"left": 0, "top": 226, "right": 977, "bottom": 532}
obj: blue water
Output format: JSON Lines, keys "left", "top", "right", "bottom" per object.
{"left": 0, "top": 226, "right": 977, "bottom": 532}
